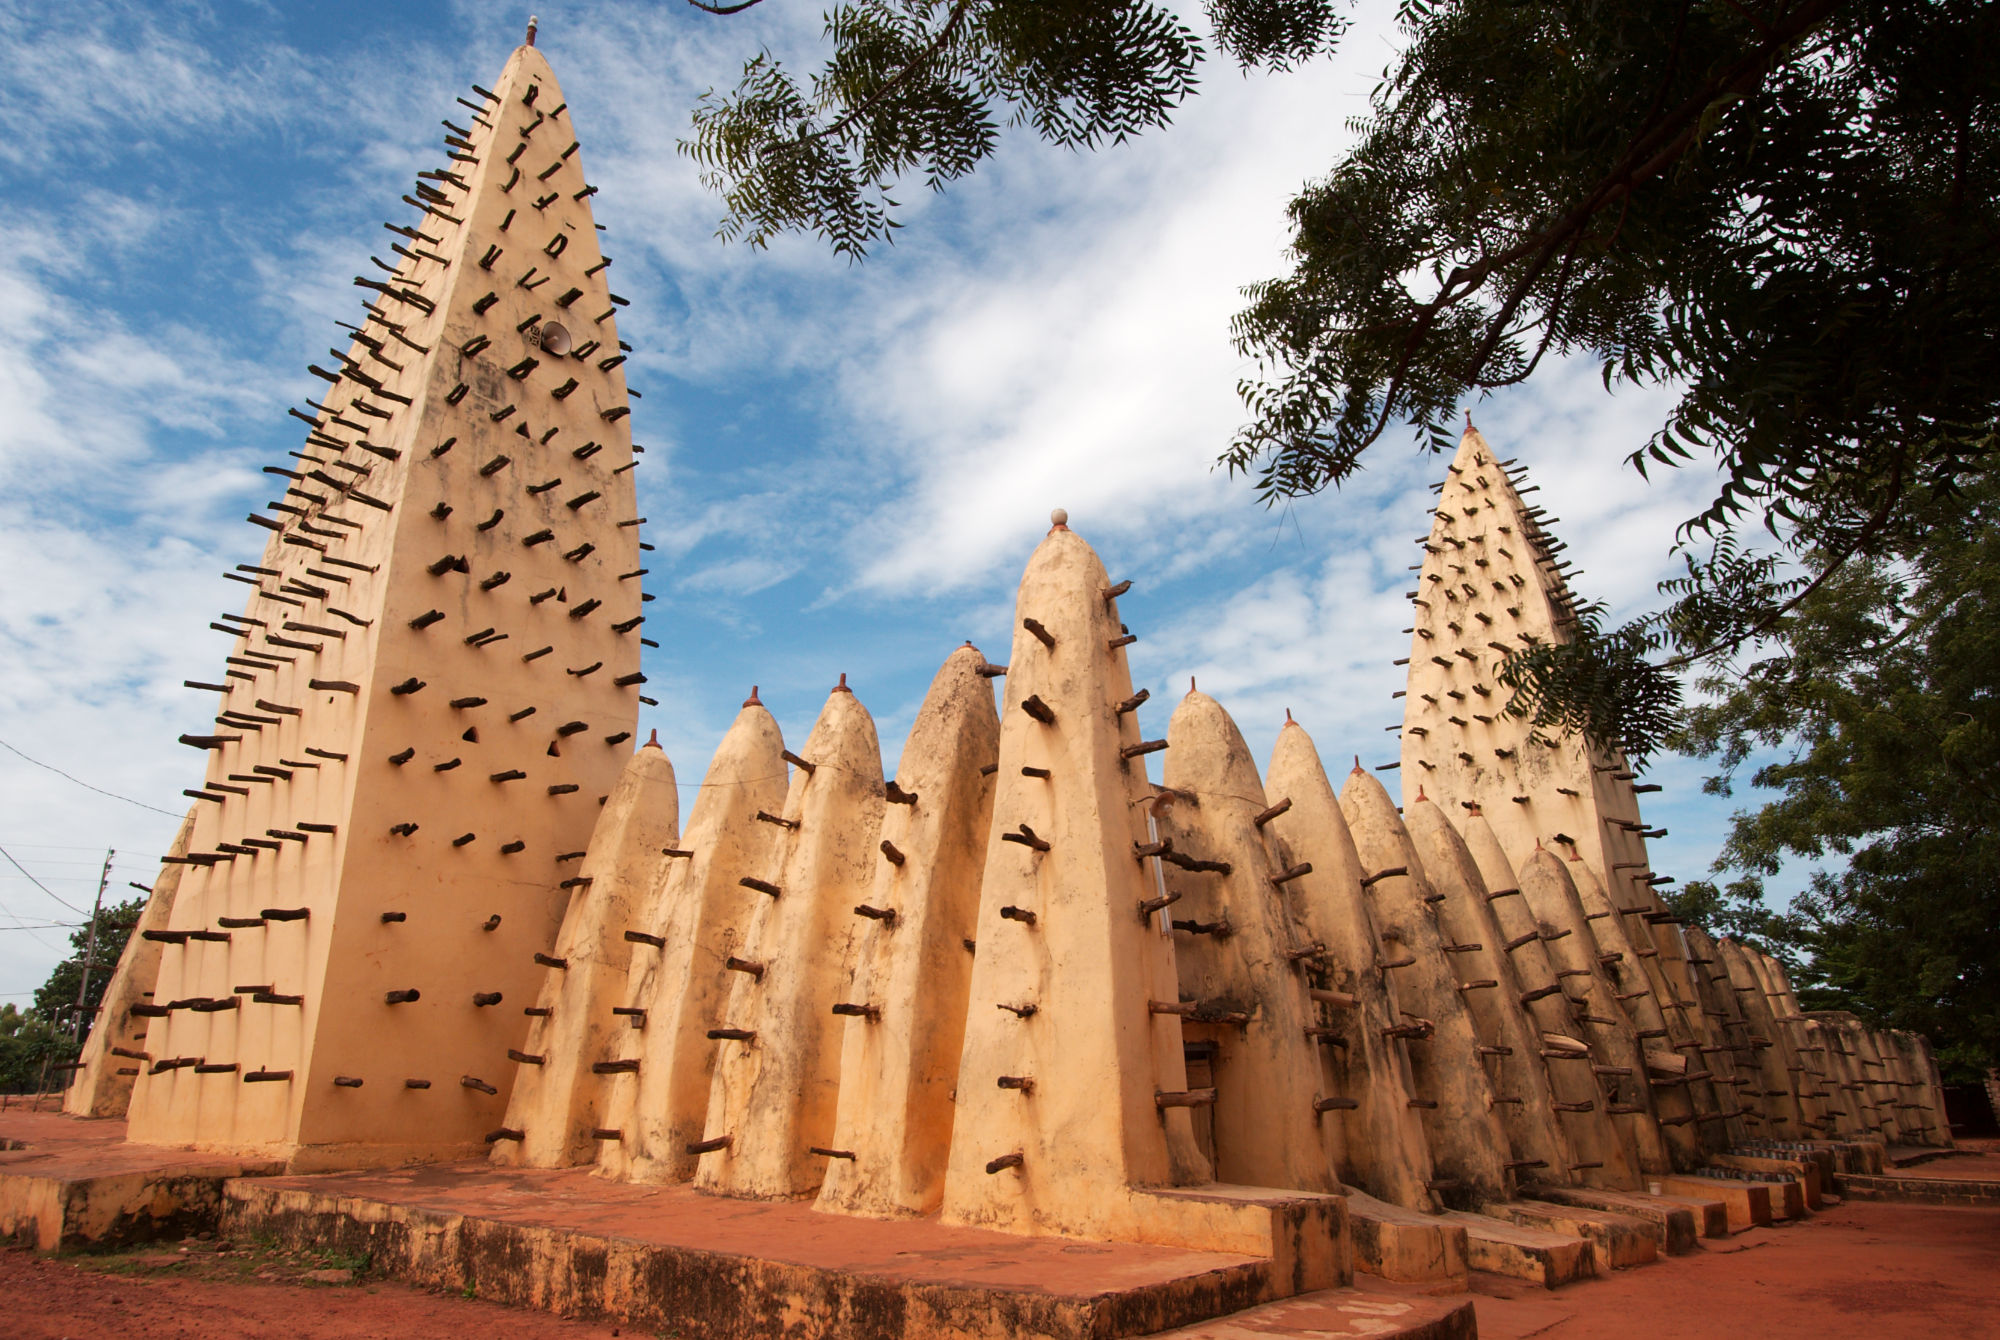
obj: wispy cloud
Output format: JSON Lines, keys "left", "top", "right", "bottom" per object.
{"left": 0, "top": 0, "right": 1794, "bottom": 1000}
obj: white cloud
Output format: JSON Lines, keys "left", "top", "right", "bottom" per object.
{"left": 0, "top": 0, "right": 1813, "bottom": 1001}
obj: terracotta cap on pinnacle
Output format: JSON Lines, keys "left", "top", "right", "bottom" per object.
{"left": 743, "top": 686, "right": 762, "bottom": 707}
{"left": 833, "top": 672, "right": 852, "bottom": 694}
{"left": 1049, "top": 507, "right": 1069, "bottom": 532}
{"left": 644, "top": 729, "right": 660, "bottom": 749}
{"left": 526, "top": 14, "right": 539, "bottom": 45}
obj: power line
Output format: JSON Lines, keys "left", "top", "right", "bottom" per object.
{"left": 0, "top": 737, "right": 180, "bottom": 818}
{"left": 0, "top": 842, "right": 118, "bottom": 851}
{"left": 0, "top": 843, "right": 89, "bottom": 915}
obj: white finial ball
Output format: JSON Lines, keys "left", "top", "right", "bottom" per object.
{"left": 1051, "top": 508, "right": 1068, "bottom": 526}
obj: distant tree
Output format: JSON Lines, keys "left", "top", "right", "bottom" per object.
{"left": 0, "top": 1003, "right": 71, "bottom": 1095}
{"left": 1670, "top": 478, "right": 2000, "bottom": 1080}
{"left": 31, "top": 897, "right": 141, "bottom": 1045}
{"left": 1664, "top": 874, "right": 1797, "bottom": 965}
{"left": 680, "top": 0, "right": 2000, "bottom": 763}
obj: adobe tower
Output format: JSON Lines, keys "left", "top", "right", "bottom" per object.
{"left": 1398, "top": 425, "right": 1746, "bottom": 1150}
{"left": 121, "top": 34, "right": 646, "bottom": 1167}
{"left": 1395, "top": 428, "right": 1704, "bottom": 971}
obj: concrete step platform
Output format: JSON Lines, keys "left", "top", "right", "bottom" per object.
{"left": 1835, "top": 1172, "right": 2000, "bottom": 1206}
{"left": 1341, "top": 1190, "right": 1468, "bottom": 1286}
{"left": 1743, "top": 1173, "right": 1807, "bottom": 1220}
{"left": 1434, "top": 1210, "right": 1592, "bottom": 1289}
{"left": 0, "top": 1107, "right": 281, "bottom": 1251}
{"left": 1521, "top": 1184, "right": 1712, "bottom": 1250}
{"left": 224, "top": 1163, "right": 1328, "bottom": 1340}
{"left": 1886, "top": 1145, "right": 1969, "bottom": 1169}
{"left": 1482, "top": 1199, "right": 1658, "bottom": 1270}
{"left": 1657, "top": 1174, "right": 1771, "bottom": 1233}
{"left": 1817, "top": 1138, "right": 1886, "bottom": 1174}
{"left": 1141, "top": 1276, "right": 1475, "bottom": 1339}
{"left": 1711, "top": 1153, "right": 1826, "bottom": 1209}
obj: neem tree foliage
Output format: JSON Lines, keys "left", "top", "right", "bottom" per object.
{"left": 680, "top": 0, "right": 1998, "bottom": 766}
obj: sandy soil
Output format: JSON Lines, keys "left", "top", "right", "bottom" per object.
{"left": 1471, "top": 1198, "right": 2000, "bottom": 1340}
{"left": 3, "top": 1235, "right": 626, "bottom": 1340}
{"left": 1890, "top": 1137, "right": 2000, "bottom": 1180}
{"left": 3, "top": 1152, "right": 1996, "bottom": 1339}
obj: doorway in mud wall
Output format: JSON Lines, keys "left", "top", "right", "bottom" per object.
{"left": 1944, "top": 1081, "right": 1997, "bottom": 1138}
{"left": 1184, "top": 1037, "right": 1218, "bottom": 1171}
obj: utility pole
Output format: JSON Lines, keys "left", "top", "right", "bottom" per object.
{"left": 71, "top": 849, "right": 112, "bottom": 1043}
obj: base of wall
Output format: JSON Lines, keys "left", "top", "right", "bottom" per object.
{"left": 1480, "top": 1199, "right": 1658, "bottom": 1271}
{"left": 1434, "top": 1210, "right": 1594, "bottom": 1288}
{"left": 1835, "top": 1173, "right": 2000, "bottom": 1206}
{"left": 1521, "top": 1184, "right": 1713, "bottom": 1250}
{"left": 0, "top": 1107, "right": 282, "bottom": 1251}
{"left": 222, "top": 1162, "right": 1308, "bottom": 1340}
{"left": 1657, "top": 1174, "right": 1772, "bottom": 1232}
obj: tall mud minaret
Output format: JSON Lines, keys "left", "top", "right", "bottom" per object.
{"left": 121, "top": 31, "right": 646, "bottom": 1167}
{"left": 1395, "top": 424, "right": 1653, "bottom": 884}
{"left": 1394, "top": 426, "right": 1741, "bottom": 1150}
{"left": 940, "top": 514, "right": 1217, "bottom": 1241}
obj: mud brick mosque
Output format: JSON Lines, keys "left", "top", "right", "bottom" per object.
{"left": 36, "top": 24, "right": 1955, "bottom": 1339}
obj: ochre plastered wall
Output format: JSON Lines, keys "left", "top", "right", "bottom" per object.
{"left": 1339, "top": 769, "right": 1509, "bottom": 1207}
{"left": 939, "top": 523, "right": 1214, "bottom": 1241}
{"left": 122, "top": 42, "right": 642, "bottom": 1167}
{"left": 594, "top": 697, "right": 789, "bottom": 1183}
{"left": 63, "top": 810, "right": 197, "bottom": 1118}
{"left": 1400, "top": 801, "right": 1589, "bottom": 1189}
{"left": 694, "top": 684, "right": 887, "bottom": 1198}
{"left": 1158, "top": 690, "right": 1341, "bottom": 1196}
{"left": 816, "top": 646, "right": 999, "bottom": 1219}
{"left": 494, "top": 739, "right": 679, "bottom": 1165}
{"left": 1262, "top": 723, "right": 1437, "bottom": 1210}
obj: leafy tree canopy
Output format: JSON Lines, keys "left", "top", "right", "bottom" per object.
{"left": 680, "top": 0, "right": 2000, "bottom": 764}
{"left": 0, "top": 1002, "right": 72, "bottom": 1095}
{"left": 32, "top": 896, "right": 141, "bottom": 1044}
{"left": 1668, "top": 477, "right": 2000, "bottom": 1078}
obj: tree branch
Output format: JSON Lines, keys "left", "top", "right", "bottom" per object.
{"left": 1353, "top": 0, "right": 1843, "bottom": 451}
{"left": 762, "top": 0, "right": 977, "bottom": 158}
{"left": 1659, "top": 458, "right": 1905, "bottom": 671}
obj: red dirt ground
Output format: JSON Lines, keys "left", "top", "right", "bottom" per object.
{"left": 3, "top": 1239, "right": 625, "bottom": 1340}
{"left": 3, "top": 1196, "right": 1994, "bottom": 1339}
{"left": 1470, "top": 1198, "right": 2000, "bottom": 1340}
{"left": 1891, "top": 1140, "right": 2000, "bottom": 1180}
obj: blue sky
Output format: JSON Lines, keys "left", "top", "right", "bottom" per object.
{"left": 0, "top": 0, "right": 1794, "bottom": 1004}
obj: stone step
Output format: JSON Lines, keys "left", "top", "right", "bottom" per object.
{"left": 1140, "top": 1277, "right": 1477, "bottom": 1339}
{"left": 0, "top": 1109, "right": 283, "bottom": 1251}
{"left": 1485, "top": 1197, "right": 1659, "bottom": 1268}
{"left": 1711, "top": 1153, "right": 1825, "bottom": 1209}
{"left": 1435, "top": 1210, "right": 1593, "bottom": 1289}
{"left": 1817, "top": 1138, "right": 1887, "bottom": 1174}
{"left": 1834, "top": 1173, "right": 2000, "bottom": 1206}
{"left": 1658, "top": 1174, "right": 1771, "bottom": 1232}
{"left": 223, "top": 1164, "right": 1302, "bottom": 1340}
{"left": 1522, "top": 1183, "right": 1713, "bottom": 1250}
{"left": 1341, "top": 1190, "right": 1468, "bottom": 1285}
{"left": 1741, "top": 1173, "right": 1807, "bottom": 1220}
